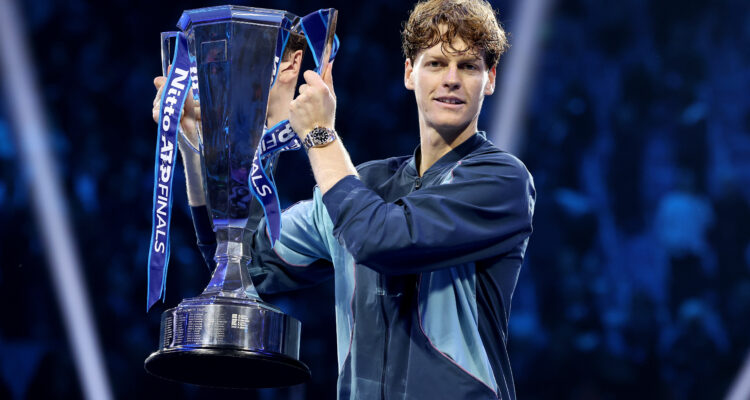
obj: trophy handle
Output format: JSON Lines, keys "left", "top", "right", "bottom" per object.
{"left": 160, "top": 31, "right": 179, "bottom": 76}
{"left": 318, "top": 10, "right": 338, "bottom": 76}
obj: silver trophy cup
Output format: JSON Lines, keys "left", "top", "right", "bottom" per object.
{"left": 145, "top": 5, "right": 336, "bottom": 389}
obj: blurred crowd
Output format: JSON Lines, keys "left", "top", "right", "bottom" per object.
{"left": 512, "top": 0, "right": 750, "bottom": 398}
{"left": 0, "top": 0, "right": 748, "bottom": 399}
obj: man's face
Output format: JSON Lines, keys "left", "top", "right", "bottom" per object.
{"left": 404, "top": 35, "right": 496, "bottom": 135}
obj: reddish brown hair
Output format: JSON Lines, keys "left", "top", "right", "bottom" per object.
{"left": 283, "top": 32, "right": 306, "bottom": 60}
{"left": 401, "top": 0, "right": 509, "bottom": 68}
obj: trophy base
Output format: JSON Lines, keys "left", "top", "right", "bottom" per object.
{"left": 144, "top": 296, "right": 310, "bottom": 389}
{"left": 144, "top": 347, "right": 310, "bottom": 388}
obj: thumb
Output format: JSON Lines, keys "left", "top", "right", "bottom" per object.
{"left": 303, "top": 69, "right": 325, "bottom": 88}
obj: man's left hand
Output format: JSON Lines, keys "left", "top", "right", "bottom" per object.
{"left": 289, "top": 63, "right": 336, "bottom": 138}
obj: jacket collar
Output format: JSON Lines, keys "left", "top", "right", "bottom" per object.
{"left": 406, "top": 132, "right": 487, "bottom": 177}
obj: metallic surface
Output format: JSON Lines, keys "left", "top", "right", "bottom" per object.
{"left": 157, "top": 299, "right": 299, "bottom": 357}
{"left": 147, "top": 6, "right": 312, "bottom": 388}
{"left": 145, "top": 298, "right": 309, "bottom": 388}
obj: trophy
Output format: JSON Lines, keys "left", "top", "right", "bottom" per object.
{"left": 144, "top": 5, "right": 337, "bottom": 388}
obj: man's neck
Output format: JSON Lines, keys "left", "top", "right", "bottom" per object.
{"left": 266, "top": 82, "right": 295, "bottom": 127}
{"left": 417, "top": 119, "right": 478, "bottom": 176}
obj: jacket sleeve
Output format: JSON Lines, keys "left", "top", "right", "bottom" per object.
{"left": 189, "top": 189, "right": 334, "bottom": 294}
{"left": 247, "top": 189, "right": 335, "bottom": 294}
{"left": 321, "top": 155, "right": 536, "bottom": 275}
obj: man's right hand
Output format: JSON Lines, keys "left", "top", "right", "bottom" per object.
{"left": 152, "top": 74, "right": 201, "bottom": 148}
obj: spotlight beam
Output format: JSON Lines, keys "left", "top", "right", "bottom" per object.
{"left": 726, "top": 350, "right": 750, "bottom": 400}
{"left": 0, "top": 1, "right": 114, "bottom": 399}
{"left": 490, "top": 0, "right": 553, "bottom": 155}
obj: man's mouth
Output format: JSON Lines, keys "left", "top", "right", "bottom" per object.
{"left": 434, "top": 97, "right": 465, "bottom": 105}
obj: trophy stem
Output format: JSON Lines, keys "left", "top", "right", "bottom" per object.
{"left": 201, "top": 258, "right": 260, "bottom": 299}
{"left": 200, "top": 226, "right": 260, "bottom": 300}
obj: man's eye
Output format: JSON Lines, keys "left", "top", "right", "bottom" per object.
{"left": 461, "top": 63, "right": 478, "bottom": 70}
{"left": 427, "top": 61, "right": 441, "bottom": 68}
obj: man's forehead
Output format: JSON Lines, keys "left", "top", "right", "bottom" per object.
{"left": 419, "top": 40, "right": 484, "bottom": 61}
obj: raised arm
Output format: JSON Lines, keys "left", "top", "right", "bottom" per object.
{"left": 246, "top": 188, "right": 336, "bottom": 294}
{"left": 321, "top": 154, "right": 535, "bottom": 274}
{"left": 153, "top": 75, "right": 334, "bottom": 293}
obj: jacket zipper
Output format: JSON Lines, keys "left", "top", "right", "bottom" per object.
{"left": 380, "top": 176, "right": 421, "bottom": 398}
{"left": 381, "top": 306, "right": 389, "bottom": 400}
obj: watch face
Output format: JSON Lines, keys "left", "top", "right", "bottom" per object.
{"left": 312, "top": 129, "right": 329, "bottom": 145}
{"left": 305, "top": 127, "right": 335, "bottom": 149}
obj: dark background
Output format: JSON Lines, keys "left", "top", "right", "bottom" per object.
{"left": 1, "top": 0, "right": 750, "bottom": 399}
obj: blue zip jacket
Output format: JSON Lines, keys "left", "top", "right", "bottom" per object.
{"left": 191, "top": 132, "right": 535, "bottom": 399}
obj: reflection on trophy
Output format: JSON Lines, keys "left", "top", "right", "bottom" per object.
{"left": 144, "top": 5, "right": 336, "bottom": 388}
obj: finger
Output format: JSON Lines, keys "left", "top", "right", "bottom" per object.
{"left": 154, "top": 76, "right": 167, "bottom": 90}
{"left": 184, "top": 90, "right": 196, "bottom": 107}
{"left": 303, "top": 70, "right": 325, "bottom": 88}
{"left": 153, "top": 86, "right": 164, "bottom": 107}
{"left": 298, "top": 83, "right": 309, "bottom": 95}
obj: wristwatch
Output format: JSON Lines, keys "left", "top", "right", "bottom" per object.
{"left": 302, "top": 126, "right": 337, "bottom": 150}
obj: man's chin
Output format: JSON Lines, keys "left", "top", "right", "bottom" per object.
{"left": 429, "top": 120, "right": 475, "bottom": 138}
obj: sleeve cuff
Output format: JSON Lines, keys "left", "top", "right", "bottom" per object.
{"left": 190, "top": 205, "right": 216, "bottom": 245}
{"left": 321, "top": 175, "right": 364, "bottom": 224}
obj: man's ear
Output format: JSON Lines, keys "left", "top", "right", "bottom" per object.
{"left": 484, "top": 65, "right": 496, "bottom": 96}
{"left": 278, "top": 50, "right": 304, "bottom": 84}
{"left": 404, "top": 58, "right": 415, "bottom": 90}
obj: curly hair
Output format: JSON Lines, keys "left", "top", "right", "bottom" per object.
{"left": 401, "top": 0, "right": 509, "bottom": 69}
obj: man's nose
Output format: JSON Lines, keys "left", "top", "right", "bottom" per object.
{"left": 442, "top": 64, "right": 460, "bottom": 89}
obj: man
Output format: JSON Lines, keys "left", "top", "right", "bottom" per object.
{"left": 153, "top": 1, "right": 534, "bottom": 398}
